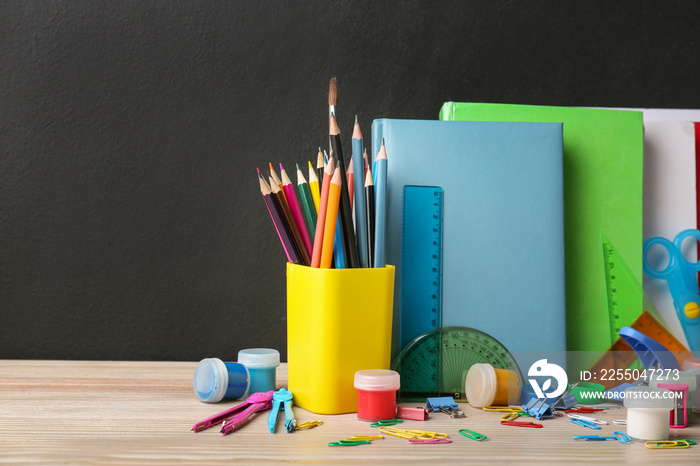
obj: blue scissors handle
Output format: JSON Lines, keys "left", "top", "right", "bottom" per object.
{"left": 643, "top": 229, "right": 700, "bottom": 352}
{"left": 643, "top": 230, "right": 700, "bottom": 282}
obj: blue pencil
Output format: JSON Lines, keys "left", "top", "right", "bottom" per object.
{"left": 352, "top": 116, "right": 369, "bottom": 268}
{"left": 374, "top": 139, "right": 388, "bottom": 268}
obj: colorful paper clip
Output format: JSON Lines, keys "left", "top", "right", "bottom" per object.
{"left": 408, "top": 438, "right": 452, "bottom": 444}
{"left": 458, "top": 428, "right": 487, "bottom": 441}
{"left": 379, "top": 426, "right": 448, "bottom": 440}
{"left": 328, "top": 439, "right": 372, "bottom": 447}
{"left": 565, "top": 408, "right": 604, "bottom": 414}
{"left": 267, "top": 388, "right": 296, "bottom": 433}
{"left": 567, "top": 413, "right": 607, "bottom": 425}
{"left": 347, "top": 435, "right": 384, "bottom": 441}
{"left": 573, "top": 431, "right": 630, "bottom": 443}
{"left": 295, "top": 420, "right": 323, "bottom": 430}
{"left": 191, "top": 390, "right": 274, "bottom": 434}
{"left": 501, "top": 411, "right": 521, "bottom": 422}
{"left": 370, "top": 419, "right": 403, "bottom": 427}
{"left": 570, "top": 418, "right": 601, "bottom": 430}
{"left": 500, "top": 419, "right": 543, "bottom": 428}
{"left": 645, "top": 440, "right": 691, "bottom": 449}
{"left": 483, "top": 406, "right": 523, "bottom": 413}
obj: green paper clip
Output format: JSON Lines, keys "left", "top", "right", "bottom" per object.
{"left": 458, "top": 428, "right": 487, "bottom": 441}
{"left": 328, "top": 439, "right": 372, "bottom": 447}
{"left": 370, "top": 419, "right": 403, "bottom": 427}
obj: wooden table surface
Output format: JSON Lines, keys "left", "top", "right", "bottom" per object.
{"left": 1, "top": 360, "right": 698, "bottom": 464}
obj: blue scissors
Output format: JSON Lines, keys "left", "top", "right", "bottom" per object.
{"left": 643, "top": 229, "right": 700, "bottom": 352}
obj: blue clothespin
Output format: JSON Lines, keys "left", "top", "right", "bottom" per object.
{"left": 522, "top": 397, "right": 554, "bottom": 420}
{"left": 268, "top": 388, "right": 296, "bottom": 433}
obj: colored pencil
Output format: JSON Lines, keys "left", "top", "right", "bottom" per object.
{"left": 269, "top": 162, "right": 286, "bottom": 202}
{"left": 308, "top": 161, "right": 321, "bottom": 213}
{"left": 329, "top": 113, "right": 359, "bottom": 268}
{"left": 321, "top": 166, "right": 342, "bottom": 268}
{"left": 270, "top": 177, "right": 310, "bottom": 266}
{"left": 346, "top": 158, "right": 354, "bottom": 209}
{"left": 352, "top": 115, "right": 369, "bottom": 268}
{"left": 311, "top": 158, "right": 335, "bottom": 267}
{"left": 328, "top": 78, "right": 337, "bottom": 148}
{"left": 364, "top": 167, "right": 375, "bottom": 268}
{"left": 374, "top": 139, "right": 388, "bottom": 268}
{"left": 316, "top": 148, "right": 325, "bottom": 188}
{"left": 280, "top": 163, "right": 312, "bottom": 258}
{"left": 258, "top": 169, "right": 302, "bottom": 264}
{"left": 363, "top": 148, "right": 369, "bottom": 179}
{"left": 296, "top": 163, "right": 316, "bottom": 244}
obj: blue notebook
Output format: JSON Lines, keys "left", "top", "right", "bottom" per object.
{"left": 371, "top": 119, "right": 566, "bottom": 369}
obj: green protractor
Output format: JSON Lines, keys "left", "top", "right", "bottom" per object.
{"left": 392, "top": 326, "right": 522, "bottom": 402}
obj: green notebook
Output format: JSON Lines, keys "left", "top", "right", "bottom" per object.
{"left": 441, "top": 102, "right": 643, "bottom": 368}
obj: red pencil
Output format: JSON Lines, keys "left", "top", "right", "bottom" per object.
{"left": 280, "top": 163, "right": 313, "bottom": 258}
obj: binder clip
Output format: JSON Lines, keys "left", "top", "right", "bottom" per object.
{"left": 268, "top": 388, "right": 296, "bottom": 433}
{"left": 522, "top": 397, "right": 554, "bottom": 420}
{"left": 551, "top": 382, "right": 579, "bottom": 411}
{"left": 191, "top": 390, "right": 274, "bottom": 434}
{"left": 426, "top": 397, "right": 465, "bottom": 418}
{"left": 397, "top": 406, "right": 429, "bottom": 421}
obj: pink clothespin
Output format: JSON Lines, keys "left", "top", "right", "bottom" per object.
{"left": 191, "top": 391, "right": 274, "bottom": 434}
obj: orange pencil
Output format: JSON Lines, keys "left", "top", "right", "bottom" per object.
{"left": 320, "top": 165, "right": 342, "bottom": 268}
{"left": 310, "top": 158, "right": 335, "bottom": 267}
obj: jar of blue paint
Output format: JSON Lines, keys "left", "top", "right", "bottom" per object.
{"left": 237, "top": 348, "right": 280, "bottom": 394}
{"left": 193, "top": 358, "right": 249, "bottom": 403}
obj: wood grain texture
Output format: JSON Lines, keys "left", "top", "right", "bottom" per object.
{"left": 1, "top": 360, "right": 698, "bottom": 464}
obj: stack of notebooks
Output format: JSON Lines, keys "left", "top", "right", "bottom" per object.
{"left": 376, "top": 103, "right": 645, "bottom": 373}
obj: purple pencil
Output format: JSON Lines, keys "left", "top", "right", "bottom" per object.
{"left": 257, "top": 169, "right": 302, "bottom": 264}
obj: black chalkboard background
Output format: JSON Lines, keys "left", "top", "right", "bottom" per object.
{"left": 2, "top": 1, "right": 700, "bottom": 361}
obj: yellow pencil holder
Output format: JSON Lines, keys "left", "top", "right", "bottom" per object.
{"left": 287, "top": 263, "right": 395, "bottom": 414}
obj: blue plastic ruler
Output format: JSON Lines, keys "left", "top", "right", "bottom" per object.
{"left": 400, "top": 185, "right": 443, "bottom": 351}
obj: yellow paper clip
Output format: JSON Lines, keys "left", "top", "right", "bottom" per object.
{"left": 501, "top": 411, "right": 521, "bottom": 422}
{"left": 347, "top": 435, "right": 384, "bottom": 441}
{"left": 295, "top": 420, "right": 323, "bottom": 430}
{"left": 379, "top": 426, "right": 448, "bottom": 440}
{"left": 645, "top": 440, "right": 690, "bottom": 449}
{"left": 483, "top": 406, "right": 523, "bottom": 413}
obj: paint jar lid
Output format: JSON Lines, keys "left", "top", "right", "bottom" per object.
{"left": 465, "top": 363, "right": 497, "bottom": 408}
{"left": 623, "top": 386, "right": 674, "bottom": 410}
{"left": 354, "top": 369, "right": 400, "bottom": 391}
{"left": 238, "top": 348, "right": 280, "bottom": 368}
{"left": 194, "top": 358, "right": 230, "bottom": 403}
{"left": 649, "top": 371, "right": 697, "bottom": 391}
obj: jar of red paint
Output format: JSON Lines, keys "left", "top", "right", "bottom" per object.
{"left": 354, "top": 369, "right": 401, "bottom": 421}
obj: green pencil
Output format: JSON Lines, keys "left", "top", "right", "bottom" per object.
{"left": 296, "top": 163, "right": 317, "bottom": 243}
